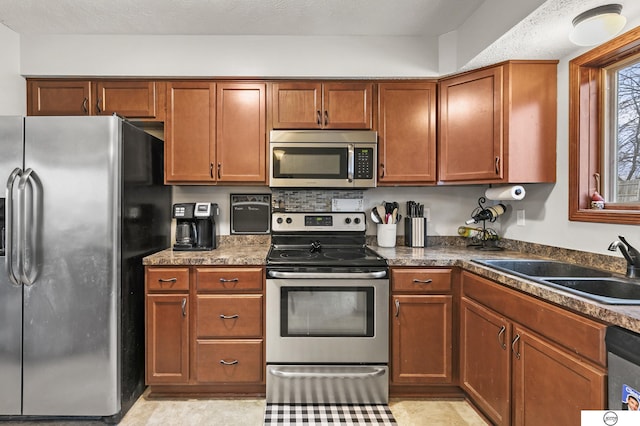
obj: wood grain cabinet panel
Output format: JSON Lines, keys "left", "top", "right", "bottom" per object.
{"left": 196, "top": 267, "right": 263, "bottom": 292}
{"left": 195, "top": 340, "right": 263, "bottom": 383}
{"left": 392, "top": 294, "right": 453, "bottom": 384}
{"left": 145, "top": 294, "right": 189, "bottom": 384}
{"left": 438, "top": 61, "right": 557, "bottom": 184}
{"left": 146, "top": 267, "right": 190, "bottom": 292}
{"left": 95, "top": 80, "right": 164, "bottom": 119}
{"left": 272, "top": 82, "right": 372, "bottom": 129}
{"left": 377, "top": 82, "right": 437, "bottom": 184}
{"left": 461, "top": 271, "right": 607, "bottom": 425}
{"left": 391, "top": 268, "right": 451, "bottom": 293}
{"left": 196, "top": 295, "right": 263, "bottom": 338}
{"left": 28, "top": 80, "right": 93, "bottom": 116}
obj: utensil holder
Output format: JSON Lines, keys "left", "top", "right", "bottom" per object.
{"left": 404, "top": 217, "right": 427, "bottom": 247}
{"left": 377, "top": 224, "right": 397, "bottom": 247}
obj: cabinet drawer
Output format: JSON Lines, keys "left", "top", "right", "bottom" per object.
{"left": 196, "top": 267, "right": 263, "bottom": 292}
{"left": 195, "top": 339, "right": 264, "bottom": 383}
{"left": 392, "top": 268, "right": 452, "bottom": 293}
{"left": 197, "top": 295, "right": 263, "bottom": 338}
{"left": 146, "top": 267, "right": 190, "bottom": 292}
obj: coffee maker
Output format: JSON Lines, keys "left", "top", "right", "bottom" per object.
{"left": 172, "top": 202, "right": 218, "bottom": 251}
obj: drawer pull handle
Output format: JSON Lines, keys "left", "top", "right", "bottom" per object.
{"left": 511, "top": 334, "right": 521, "bottom": 359}
{"left": 394, "top": 299, "right": 400, "bottom": 318}
{"left": 219, "top": 278, "right": 239, "bottom": 283}
{"left": 158, "top": 278, "right": 177, "bottom": 283}
{"left": 181, "top": 298, "right": 187, "bottom": 317}
{"left": 219, "top": 359, "right": 239, "bottom": 366}
{"left": 412, "top": 278, "right": 433, "bottom": 284}
{"left": 497, "top": 325, "right": 507, "bottom": 350}
{"left": 219, "top": 314, "right": 239, "bottom": 320}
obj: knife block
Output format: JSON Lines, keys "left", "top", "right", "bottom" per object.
{"left": 404, "top": 217, "right": 427, "bottom": 247}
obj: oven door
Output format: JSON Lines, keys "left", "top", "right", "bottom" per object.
{"left": 266, "top": 274, "right": 389, "bottom": 364}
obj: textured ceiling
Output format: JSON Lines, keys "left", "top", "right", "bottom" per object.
{"left": 0, "top": 0, "right": 484, "bottom": 36}
{"left": 1, "top": 0, "right": 639, "bottom": 69}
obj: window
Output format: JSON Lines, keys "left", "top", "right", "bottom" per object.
{"left": 569, "top": 26, "right": 640, "bottom": 224}
{"left": 605, "top": 54, "right": 640, "bottom": 203}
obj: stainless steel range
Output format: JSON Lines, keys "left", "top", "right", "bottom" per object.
{"left": 265, "top": 212, "right": 389, "bottom": 404}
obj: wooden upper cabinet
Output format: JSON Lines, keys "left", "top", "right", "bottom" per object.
{"left": 216, "top": 83, "right": 267, "bottom": 183}
{"left": 165, "top": 81, "right": 267, "bottom": 185}
{"left": 28, "top": 80, "right": 92, "bottom": 116}
{"left": 272, "top": 82, "right": 373, "bottom": 129}
{"left": 28, "top": 79, "right": 166, "bottom": 120}
{"left": 438, "top": 61, "right": 557, "bottom": 184}
{"left": 95, "top": 80, "right": 165, "bottom": 120}
{"left": 378, "top": 82, "right": 437, "bottom": 185}
{"left": 165, "top": 81, "right": 216, "bottom": 183}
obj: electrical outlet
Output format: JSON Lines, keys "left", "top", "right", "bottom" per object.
{"left": 425, "top": 207, "right": 431, "bottom": 222}
{"left": 517, "top": 209, "right": 526, "bottom": 226}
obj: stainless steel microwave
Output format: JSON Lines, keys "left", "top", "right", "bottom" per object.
{"left": 269, "top": 130, "right": 377, "bottom": 188}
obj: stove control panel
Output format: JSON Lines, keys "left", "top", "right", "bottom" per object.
{"left": 272, "top": 212, "right": 366, "bottom": 232}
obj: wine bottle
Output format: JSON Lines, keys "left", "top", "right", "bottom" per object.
{"left": 465, "top": 204, "right": 506, "bottom": 224}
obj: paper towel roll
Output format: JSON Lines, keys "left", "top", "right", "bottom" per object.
{"left": 485, "top": 185, "right": 526, "bottom": 201}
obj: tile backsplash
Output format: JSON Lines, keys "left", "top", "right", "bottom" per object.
{"left": 271, "top": 189, "right": 364, "bottom": 212}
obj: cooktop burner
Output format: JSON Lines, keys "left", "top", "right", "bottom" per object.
{"left": 267, "top": 212, "right": 388, "bottom": 269}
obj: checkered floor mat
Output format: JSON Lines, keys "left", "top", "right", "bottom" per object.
{"left": 264, "top": 403, "right": 397, "bottom": 425}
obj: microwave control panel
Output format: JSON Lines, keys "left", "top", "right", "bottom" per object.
{"left": 355, "top": 148, "right": 374, "bottom": 179}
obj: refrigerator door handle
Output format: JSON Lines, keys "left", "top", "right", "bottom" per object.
{"left": 5, "top": 167, "right": 22, "bottom": 286}
{"left": 18, "top": 168, "right": 41, "bottom": 286}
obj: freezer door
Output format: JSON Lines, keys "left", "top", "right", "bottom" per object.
{"left": 21, "top": 116, "right": 121, "bottom": 416}
{"left": 0, "top": 116, "right": 24, "bottom": 415}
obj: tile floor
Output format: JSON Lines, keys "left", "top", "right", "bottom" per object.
{"left": 118, "top": 389, "right": 490, "bottom": 425}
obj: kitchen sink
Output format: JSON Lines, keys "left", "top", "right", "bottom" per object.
{"left": 544, "top": 278, "right": 640, "bottom": 305}
{"left": 473, "top": 258, "right": 640, "bottom": 305}
{"left": 472, "top": 259, "right": 612, "bottom": 278}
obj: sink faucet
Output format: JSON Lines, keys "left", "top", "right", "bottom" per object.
{"left": 608, "top": 236, "right": 640, "bottom": 278}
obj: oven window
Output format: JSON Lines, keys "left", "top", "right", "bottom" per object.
{"left": 281, "top": 287, "right": 374, "bottom": 337}
{"left": 272, "top": 148, "right": 348, "bottom": 179}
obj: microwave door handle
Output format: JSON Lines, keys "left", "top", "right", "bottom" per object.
{"left": 347, "top": 144, "right": 354, "bottom": 183}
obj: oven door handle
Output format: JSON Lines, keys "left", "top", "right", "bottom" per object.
{"left": 269, "top": 367, "right": 386, "bottom": 379}
{"left": 267, "top": 270, "right": 387, "bottom": 279}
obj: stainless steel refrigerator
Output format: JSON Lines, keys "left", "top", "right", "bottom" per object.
{"left": 0, "top": 115, "right": 170, "bottom": 421}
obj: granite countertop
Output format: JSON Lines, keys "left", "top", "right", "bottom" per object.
{"left": 143, "top": 239, "right": 640, "bottom": 334}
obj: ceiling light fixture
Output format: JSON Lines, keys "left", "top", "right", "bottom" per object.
{"left": 570, "top": 4, "right": 627, "bottom": 46}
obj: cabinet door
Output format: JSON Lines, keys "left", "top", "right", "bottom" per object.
{"left": 216, "top": 83, "right": 266, "bottom": 183}
{"left": 391, "top": 295, "right": 452, "bottom": 384}
{"left": 378, "top": 83, "right": 436, "bottom": 184}
{"left": 323, "top": 83, "right": 373, "bottom": 129}
{"left": 146, "top": 294, "right": 189, "bottom": 384}
{"left": 196, "top": 295, "right": 263, "bottom": 338}
{"left": 438, "top": 66, "right": 504, "bottom": 182}
{"left": 28, "top": 80, "right": 92, "bottom": 116}
{"left": 512, "top": 326, "right": 606, "bottom": 426}
{"left": 460, "top": 297, "right": 511, "bottom": 426}
{"left": 195, "top": 340, "right": 264, "bottom": 383}
{"left": 95, "top": 80, "right": 163, "bottom": 119}
{"left": 165, "top": 82, "right": 216, "bottom": 183}
{"left": 272, "top": 82, "right": 322, "bottom": 129}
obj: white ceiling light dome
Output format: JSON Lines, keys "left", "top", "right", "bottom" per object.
{"left": 570, "top": 3, "right": 627, "bottom": 46}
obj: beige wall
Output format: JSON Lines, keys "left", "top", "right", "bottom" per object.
{"left": 0, "top": 24, "right": 25, "bottom": 114}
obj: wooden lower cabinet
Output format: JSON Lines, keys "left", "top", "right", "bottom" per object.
{"left": 390, "top": 268, "right": 458, "bottom": 397}
{"left": 145, "top": 265, "right": 265, "bottom": 396}
{"left": 146, "top": 294, "right": 190, "bottom": 384}
{"left": 460, "top": 271, "right": 607, "bottom": 425}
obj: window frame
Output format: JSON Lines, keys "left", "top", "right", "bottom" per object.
{"left": 569, "top": 26, "right": 640, "bottom": 224}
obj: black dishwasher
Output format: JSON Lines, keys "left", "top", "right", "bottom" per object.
{"left": 606, "top": 326, "right": 640, "bottom": 411}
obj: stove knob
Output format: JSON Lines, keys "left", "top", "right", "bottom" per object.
{"left": 276, "top": 217, "right": 284, "bottom": 224}
{"left": 354, "top": 217, "right": 361, "bottom": 224}
{"left": 286, "top": 217, "right": 293, "bottom": 224}
{"left": 345, "top": 218, "right": 351, "bottom": 224}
